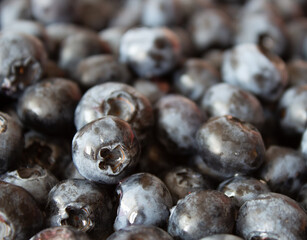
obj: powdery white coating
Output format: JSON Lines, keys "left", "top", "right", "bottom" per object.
{"left": 72, "top": 116, "right": 140, "bottom": 184}
{"left": 120, "top": 27, "right": 181, "bottom": 78}
{"left": 222, "top": 43, "right": 287, "bottom": 101}
{"left": 189, "top": 8, "right": 233, "bottom": 52}
{"left": 236, "top": 192, "right": 307, "bottom": 240}
{"left": 114, "top": 173, "right": 172, "bottom": 231}
{"left": 0, "top": 165, "right": 59, "bottom": 207}
{"left": 278, "top": 84, "right": 307, "bottom": 134}
{"left": 218, "top": 176, "right": 270, "bottom": 208}
{"left": 201, "top": 83, "right": 264, "bottom": 129}
{"left": 74, "top": 82, "right": 153, "bottom": 143}
{"left": 196, "top": 115, "right": 265, "bottom": 179}
{"left": 107, "top": 225, "right": 173, "bottom": 240}
{"left": 168, "top": 190, "right": 235, "bottom": 240}
{"left": 156, "top": 94, "right": 205, "bottom": 154}
{"left": 259, "top": 145, "right": 307, "bottom": 196}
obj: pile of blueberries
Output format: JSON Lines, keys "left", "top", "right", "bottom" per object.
{"left": 1, "top": 0, "right": 307, "bottom": 239}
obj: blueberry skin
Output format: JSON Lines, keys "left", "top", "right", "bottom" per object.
{"left": 167, "top": 190, "right": 236, "bottom": 240}
{"left": 23, "top": 131, "right": 72, "bottom": 180}
{"left": 196, "top": 115, "right": 266, "bottom": 179}
{"left": 173, "top": 59, "right": 220, "bottom": 103}
{"left": 199, "top": 234, "right": 243, "bottom": 240}
{"left": 164, "top": 166, "right": 212, "bottom": 203}
{"left": 107, "top": 225, "right": 173, "bottom": 240}
{"left": 259, "top": 145, "right": 307, "bottom": 198}
{"left": 30, "top": 226, "right": 90, "bottom": 240}
{"left": 0, "top": 181, "right": 44, "bottom": 240}
{"left": 278, "top": 84, "right": 307, "bottom": 135}
{"left": 120, "top": 27, "right": 182, "bottom": 78}
{"left": 0, "top": 32, "right": 47, "bottom": 98}
{"left": 0, "top": 112, "right": 23, "bottom": 174}
{"left": 74, "top": 82, "right": 154, "bottom": 144}
{"left": 222, "top": 43, "right": 288, "bottom": 102}
{"left": 201, "top": 83, "right": 265, "bottom": 130}
{"left": 218, "top": 175, "right": 270, "bottom": 208}
{"left": 188, "top": 8, "right": 233, "bottom": 53}
{"left": 301, "top": 128, "right": 307, "bottom": 160}
{"left": 72, "top": 116, "right": 140, "bottom": 184}
{"left": 17, "top": 78, "right": 82, "bottom": 135}
{"left": 236, "top": 192, "right": 307, "bottom": 240}
{"left": 46, "top": 179, "right": 114, "bottom": 239}
{"left": 114, "top": 173, "right": 172, "bottom": 231}
{"left": 155, "top": 94, "right": 205, "bottom": 155}
{"left": 76, "top": 55, "right": 131, "bottom": 90}
{"left": 0, "top": 165, "right": 58, "bottom": 208}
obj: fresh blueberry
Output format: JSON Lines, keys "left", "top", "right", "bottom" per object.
{"left": 168, "top": 190, "right": 236, "bottom": 240}
{"left": 30, "top": 226, "right": 90, "bottom": 240}
{"left": 236, "top": 192, "right": 307, "bottom": 240}
{"left": 114, "top": 172, "right": 172, "bottom": 231}
{"left": 0, "top": 165, "right": 59, "bottom": 208}
{"left": 0, "top": 111, "right": 23, "bottom": 174}
{"left": 76, "top": 55, "right": 131, "bottom": 90}
{"left": 218, "top": 175, "right": 270, "bottom": 208}
{"left": 107, "top": 225, "right": 173, "bottom": 240}
{"left": 119, "top": 27, "right": 182, "bottom": 78}
{"left": 222, "top": 43, "right": 288, "bottom": 102}
{"left": 155, "top": 94, "right": 205, "bottom": 155}
{"left": 0, "top": 32, "right": 47, "bottom": 98}
{"left": 196, "top": 115, "right": 266, "bottom": 179}
{"left": 0, "top": 181, "right": 44, "bottom": 240}
{"left": 72, "top": 116, "right": 140, "bottom": 184}
{"left": 173, "top": 59, "right": 220, "bottom": 103}
{"left": 17, "top": 78, "right": 82, "bottom": 135}
{"left": 201, "top": 83, "right": 265, "bottom": 130}
{"left": 258, "top": 145, "right": 307, "bottom": 198}
{"left": 163, "top": 166, "right": 212, "bottom": 203}
{"left": 46, "top": 179, "right": 114, "bottom": 239}
{"left": 74, "top": 82, "right": 154, "bottom": 144}
{"left": 278, "top": 84, "right": 307, "bottom": 135}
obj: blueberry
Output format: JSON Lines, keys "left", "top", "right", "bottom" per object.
{"left": 218, "top": 175, "right": 270, "bottom": 208}
{"left": 173, "top": 59, "right": 220, "bottom": 103}
{"left": 114, "top": 172, "right": 172, "bottom": 230}
{"left": 23, "top": 131, "right": 72, "bottom": 180}
{"left": 258, "top": 145, "right": 307, "bottom": 198}
{"left": 74, "top": 82, "right": 154, "bottom": 144}
{"left": 221, "top": 43, "right": 288, "bottom": 102}
{"left": 278, "top": 84, "right": 307, "bottom": 135}
{"left": 0, "top": 111, "right": 23, "bottom": 174}
{"left": 30, "top": 0, "right": 76, "bottom": 25}
{"left": 199, "top": 234, "right": 243, "bottom": 240}
{"left": 0, "top": 32, "right": 47, "bottom": 98}
{"left": 163, "top": 166, "right": 212, "bottom": 203}
{"left": 201, "top": 83, "right": 265, "bottom": 130}
{"left": 30, "top": 226, "right": 90, "bottom": 240}
{"left": 188, "top": 7, "right": 233, "bottom": 53}
{"left": 155, "top": 94, "right": 205, "bottom": 155}
{"left": 196, "top": 115, "right": 266, "bottom": 179}
{"left": 72, "top": 116, "right": 140, "bottom": 184}
{"left": 107, "top": 225, "right": 173, "bottom": 240}
{"left": 76, "top": 55, "right": 131, "bottom": 90}
{"left": 17, "top": 78, "right": 82, "bottom": 135}
{"left": 46, "top": 179, "right": 114, "bottom": 239}
{"left": 133, "top": 79, "right": 166, "bottom": 104}
{"left": 236, "top": 192, "right": 307, "bottom": 240}
{"left": 0, "top": 165, "right": 58, "bottom": 208}
{"left": 167, "top": 190, "right": 236, "bottom": 240}
{"left": 119, "top": 27, "right": 182, "bottom": 78}
{"left": 0, "top": 181, "right": 44, "bottom": 240}
{"left": 59, "top": 31, "right": 109, "bottom": 76}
